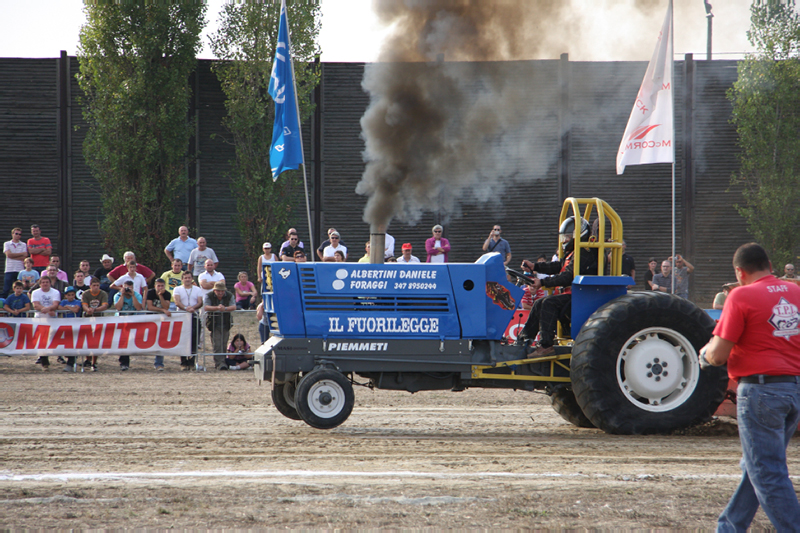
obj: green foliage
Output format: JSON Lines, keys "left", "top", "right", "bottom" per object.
{"left": 77, "top": 3, "right": 205, "bottom": 272}
{"left": 209, "top": 1, "right": 320, "bottom": 272}
{"left": 729, "top": 1, "right": 800, "bottom": 267}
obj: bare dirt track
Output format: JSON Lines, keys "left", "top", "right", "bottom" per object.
{"left": 1, "top": 355, "right": 796, "bottom": 530}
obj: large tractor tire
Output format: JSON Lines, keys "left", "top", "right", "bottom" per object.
{"left": 295, "top": 369, "right": 355, "bottom": 430}
{"left": 549, "top": 386, "right": 595, "bottom": 428}
{"left": 272, "top": 379, "right": 302, "bottom": 420}
{"left": 571, "top": 292, "right": 728, "bottom": 435}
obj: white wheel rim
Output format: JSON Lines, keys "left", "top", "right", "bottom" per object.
{"left": 616, "top": 327, "right": 699, "bottom": 412}
{"left": 306, "top": 379, "right": 346, "bottom": 418}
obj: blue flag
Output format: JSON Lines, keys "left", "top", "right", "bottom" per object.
{"left": 268, "top": 0, "right": 303, "bottom": 181}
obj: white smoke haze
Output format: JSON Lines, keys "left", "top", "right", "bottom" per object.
{"left": 355, "top": 0, "right": 754, "bottom": 227}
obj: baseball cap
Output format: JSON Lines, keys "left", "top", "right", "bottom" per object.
{"left": 402, "top": 243, "right": 412, "bottom": 250}
{"left": 263, "top": 242, "right": 271, "bottom": 249}
{"left": 65, "top": 286, "right": 76, "bottom": 294}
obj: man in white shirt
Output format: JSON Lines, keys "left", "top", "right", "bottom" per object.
{"left": 174, "top": 270, "right": 202, "bottom": 370}
{"left": 31, "top": 276, "right": 60, "bottom": 370}
{"left": 111, "top": 261, "right": 148, "bottom": 296}
{"left": 384, "top": 232, "right": 396, "bottom": 259}
{"left": 396, "top": 243, "right": 420, "bottom": 263}
{"left": 322, "top": 231, "right": 348, "bottom": 260}
{"left": 4, "top": 227, "right": 27, "bottom": 298}
{"left": 198, "top": 259, "right": 225, "bottom": 298}
{"left": 187, "top": 237, "right": 219, "bottom": 277}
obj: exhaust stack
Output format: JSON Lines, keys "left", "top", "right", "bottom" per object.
{"left": 369, "top": 225, "right": 386, "bottom": 264}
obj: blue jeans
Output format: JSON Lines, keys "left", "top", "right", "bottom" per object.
{"left": 154, "top": 356, "right": 164, "bottom": 368}
{"left": 717, "top": 380, "right": 800, "bottom": 532}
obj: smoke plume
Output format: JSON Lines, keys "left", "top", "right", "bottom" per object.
{"left": 357, "top": 0, "right": 568, "bottom": 227}
{"left": 355, "top": 0, "right": 706, "bottom": 227}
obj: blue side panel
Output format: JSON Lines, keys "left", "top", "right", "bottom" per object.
{"left": 447, "top": 263, "right": 487, "bottom": 338}
{"left": 571, "top": 275, "right": 633, "bottom": 338}
{"left": 267, "top": 262, "right": 306, "bottom": 336}
{"left": 298, "top": 263, "right": 461, "bottom": 339}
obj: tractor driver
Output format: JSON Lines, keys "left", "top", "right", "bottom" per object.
{"left": 519, "top": 216, "right": 598, "bottom": 357}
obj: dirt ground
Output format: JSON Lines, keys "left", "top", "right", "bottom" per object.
{"left": 1, "top": 354, "right": 798, "bottom": 530}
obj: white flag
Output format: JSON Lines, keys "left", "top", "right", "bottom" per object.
{"left": 616, "top": 0, "right": 673, "bottom": 175}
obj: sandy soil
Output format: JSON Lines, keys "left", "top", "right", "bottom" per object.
{"left": 1, "top": 354, "right": 796, "bottom": 530}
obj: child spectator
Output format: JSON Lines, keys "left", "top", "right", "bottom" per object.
{"left": 58, "top": 287, "right": 82, "bottom": 372}
{"left": 17, "top": 258, "right": 39, "bottom": 291}
{"left": 334, "top": 250, "right": 345, "bottom": 262}
{"left": 234, "top": 271, "right": 256, "bottom": 310}
{"left": 72, "top": 270, "right": 91, "bottom": 300}
{"left": 226, "top": 333, "right": 251, "bottom": 370}
{"left": 4, "top": 281, "right": 31, "bottom": 316}
{"left": 81, "top": 277, "right": 109, "bottom": 372}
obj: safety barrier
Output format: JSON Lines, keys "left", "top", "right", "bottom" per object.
{"left": 0, "top": 308, "right": 263, "bottom": 372}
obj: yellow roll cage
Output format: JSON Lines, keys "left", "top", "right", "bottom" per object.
{"left": 471, "top": 197, "right": 624, "bottom": 383}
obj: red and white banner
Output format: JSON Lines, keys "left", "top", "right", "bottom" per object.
{"left": 616, "top": 0, "right": 673, "bottom": 175}
{"left": 0, "top": 314, "right": 190, "bottom": 357}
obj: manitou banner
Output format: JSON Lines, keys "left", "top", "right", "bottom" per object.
{"left": 0, "top": 314, "right": 190, "bottom": 357}
{"left": 616, "top": 0, "right": 674, "bottom": 175}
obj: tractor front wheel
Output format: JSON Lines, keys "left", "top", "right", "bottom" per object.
{"left": 295, "top": 369, "right": 355, "bottom": 429}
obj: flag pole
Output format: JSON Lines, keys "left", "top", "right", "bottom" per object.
{"left": 669, "top": 0, "right": 675, "bottom": 295}
{"left": 285, "top": 17, "right": 315, "bottom": 260}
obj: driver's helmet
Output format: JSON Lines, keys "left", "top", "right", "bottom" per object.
{"left": 558, "top": 216, "right": 590, "bottom": 252}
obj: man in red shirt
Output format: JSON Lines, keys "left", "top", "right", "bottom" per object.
{"left": 701, "top": 242, "right": 800, "bottom": 531}
{"left": 27, "top": 224, "right": 52, "bottom": 274}
{"left": 106, "top": 251, "right": 155, "bottom": 286}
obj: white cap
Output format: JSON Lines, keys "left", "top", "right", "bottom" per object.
{"left": 100, "top": 254, "right": 114, "bottom": 262}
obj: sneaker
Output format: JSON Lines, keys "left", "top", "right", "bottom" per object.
{"left": 528, "top": 344, "right": 555, "bottom": 357}
{"left": 120, "top": 365, "right": 129, "bottom": 371}
{"left": 218, "top": 365, "right": 228, "bottom": 371}
{"left": 83, "top": 360, "right": 93, "bottom": 368}
{"left": 35, "top": 357, "right": 43, "bottom": 365}
{"left": 92, "top": 365, "right": 98, "bottom": 372}
{"left": 63, "top": 365, "right": 74, "bottom": 372}
{"left": 155, "top": 366, "right": 165, "bottom": 371}
{"left": 57, "top": 356, "right": 66, "bottom": 364}
{"left": 229, "top": 365, "right": 239, "bottom": 371}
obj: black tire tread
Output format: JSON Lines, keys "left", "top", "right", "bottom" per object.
{"left": 271, "top": 381, "right": 302, "bottom": 420}
{"left": 549, "top": 387, "right": 596, "bottom": 428}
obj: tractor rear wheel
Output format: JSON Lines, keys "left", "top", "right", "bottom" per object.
{"left": 571, "top": 292, "right": 728, "bottom": 434}
{"left": 549, "top": 386, "right": 595, "bottom": 428}
{"left": 295, "top": 369, "right": 355, "bottom": 429}
{"left": 272, "top": 379, "right": 301, "bottom": 420}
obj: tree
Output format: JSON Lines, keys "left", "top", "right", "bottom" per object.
{"left": 77, "top": 3, "right": 205, "bottom": 272}
{"left": 729, "top": 0, "right": 800, "bottom": 267}
{"left": 209, "top": 2, "right": 321, "bottom": 272}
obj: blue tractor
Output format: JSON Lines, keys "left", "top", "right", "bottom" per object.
{"left": 253, "top": 198, "right": 728, "bottom": 434}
